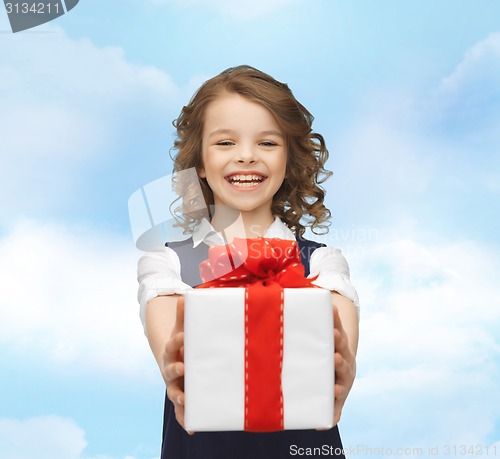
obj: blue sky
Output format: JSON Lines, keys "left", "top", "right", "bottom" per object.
{"left": 1, "top": 1, "right": 499, "bottom": 458}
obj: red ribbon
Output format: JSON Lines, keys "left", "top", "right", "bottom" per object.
{"left": 197, "top": 238, "right": 317, "bottom": 432}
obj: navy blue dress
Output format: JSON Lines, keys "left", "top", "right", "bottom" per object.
{"left": 161, "top": 237, "right": 346, "bottom": 459}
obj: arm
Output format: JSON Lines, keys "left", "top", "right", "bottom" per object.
{"left": 332, "top": 292, "right": 358, "bottom": 426}
{"left": 308, "top": 246, "right": 360, "bottom": 426}
{"left": 146, "top": 294, "right": 190, "bottom": 431}
{"left": 334, "top": 292, "right": 359, "bottom": 357}
{"left": 145, "top": 294, "right": 179, "bottom": 370}
{"left": 138, "top": 248, "right": 194, "bottom": 431}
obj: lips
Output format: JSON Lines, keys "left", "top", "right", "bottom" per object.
{"left": 224, "top": 173, "right": 267, "bottom": 188}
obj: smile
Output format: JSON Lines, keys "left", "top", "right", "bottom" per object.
{"left": 224, "top": 173, "right": 267, "bottom": 189}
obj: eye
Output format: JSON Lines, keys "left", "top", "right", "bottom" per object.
{"left": 259, "top": 141, "right": 278, "bottom": 147}
{"left": 216, "top": 141, "right": 235, "bottom": 146}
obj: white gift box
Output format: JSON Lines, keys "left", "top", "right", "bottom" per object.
{"left": 184, "top": 287, "right": 334, "bottom": 432}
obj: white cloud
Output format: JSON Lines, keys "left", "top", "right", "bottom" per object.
{"left": 0, "top": 416, "right": 86, "bottom": 459}
{"left": 0, "top": 416, "right": 154, "bottom": 459}
{"left": 439, "top": 32, "right": 500, "bottom": 96}
{"left": 431, "top": 32, "right": 500, "bottom": 138}
{"left": 327, "top": 32, "right": 500, "bottom": 235}
{"left": 0, "top": 23, "right": 183, "bottom": 220}
{"left": 336, "top": 115, "right": 435, "bottom": 193}
{"left": 340, "top": 238, "right": 500, "bottom": 452}
{"left": 327, "top": 105, "right": 440, "bottom": 231}
{"left": 147, "top": 0, "right": 298, "bottom": 19}
{"left": 0, "top": 220, "right": 156, "bottom": 378}
{"left": 322, "top": 32, "right": 500, "bottom": 454}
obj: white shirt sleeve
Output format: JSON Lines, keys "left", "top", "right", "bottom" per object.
{"left": 137, "top": 247, "right": 192, "bottom": 332}
{"left": 308, "top": 247, "right": 360, "bottom": 319}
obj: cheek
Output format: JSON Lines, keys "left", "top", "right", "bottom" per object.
{"left": 202, "top": 152, "right": 227, "bottom": 177}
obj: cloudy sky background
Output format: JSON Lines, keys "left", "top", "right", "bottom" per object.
{"left": 1, "top": 1, "right": 499, "bottom": 458}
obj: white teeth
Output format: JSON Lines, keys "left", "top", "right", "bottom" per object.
{"left": 229, "top": 174, "right": 262, "bottom": 181}
{"left": 227, "top": 174, "right": 265, "bottom": 186}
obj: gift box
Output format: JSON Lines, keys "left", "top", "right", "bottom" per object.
{"left": 183, "top": 238, "right": 334, "bottom": 432}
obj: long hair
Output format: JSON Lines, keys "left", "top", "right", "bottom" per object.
{"left": 171, "top": 65, "right": 332, "bottom": 237}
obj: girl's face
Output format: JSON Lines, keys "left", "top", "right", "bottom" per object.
{"left": 199, "top": 92, "right": 287, "bottom": 219}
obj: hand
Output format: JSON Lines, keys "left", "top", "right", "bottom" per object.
{"left": 161, "top": 296, "right": 192, "bottom": 433}
{"left": 333, "top": 305, "right": 356, "bottom": 426}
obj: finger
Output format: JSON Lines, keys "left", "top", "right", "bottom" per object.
{"left": 334, "top": 351, "right": 349, "bottom": 380}
{"left": 165, "top": 332, "right": 184, "bottom": 360}
{"left": 173, "top": 399, "right": 195, "bottom": 436}
{"left": 174, "top": 401, "right": 185, "bottom": 427}
{"left": 164, "top": 361, "right": 184, "bottom": 383}
{"left": 334, "top": 382, "right": 346, "bottom": 402}
{"left": 334, "top": 328, "right": 350, "bottom": 356}
{"left": 166, "top": 384, "right": 184, "bottom": 412}
{"left": 334, "top": 387, "right": 345, "bottom": 422}
{"left": 333, "top": 401, "right": 343, "bottom": 426}
{"left": 166, "top": 382, "right": 184, "bottom": 404}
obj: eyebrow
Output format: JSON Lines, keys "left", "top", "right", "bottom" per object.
{"left": 208, "top": 129, "right": 284, "bottom": 138}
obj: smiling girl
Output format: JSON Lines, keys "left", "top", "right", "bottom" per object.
{"left": 138, "top": 65, "right": 359, "bottom": 459}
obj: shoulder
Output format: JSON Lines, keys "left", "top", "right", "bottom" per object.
{"left": 296, "top": 237, "right": 350, "bottom": 277}
{"left": 306, "top": 243, "right": 360, "bottom": 313}
{"left": 294, "top": 236, "right": 325, "bottom": 265}
{"left": 137, "top": 245, "right": 183, "bottom": 279}
{"left": 309, "top": 244, "right": 350, "bottom": 277}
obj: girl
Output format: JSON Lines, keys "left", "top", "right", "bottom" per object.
{"left": 137, "top": 65, "right": 359, "bottom": 459}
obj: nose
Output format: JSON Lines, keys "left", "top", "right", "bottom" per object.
{"left": 235, "top": 144, "right": 257, "bottom": 164}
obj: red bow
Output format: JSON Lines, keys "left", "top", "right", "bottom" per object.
{"left": 198, "top": 237, "right": 317, "bottom": 289}
{"left": 197, "top": 238, "right": 317, "bottom": 432}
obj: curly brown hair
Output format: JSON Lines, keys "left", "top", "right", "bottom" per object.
{"left": 171, "top": 65, "right": 332, "bottom": 237}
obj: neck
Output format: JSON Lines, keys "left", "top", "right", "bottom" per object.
{"left": 210, "top": 206, "right": 275, "bottom": 242}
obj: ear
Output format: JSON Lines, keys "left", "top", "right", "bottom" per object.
{"left": 197, "top": 167, "right": 206, "bottom": 179}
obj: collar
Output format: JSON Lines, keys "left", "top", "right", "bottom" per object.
{"left": 191, "top": 216, "right": 296, "bottom": 247}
